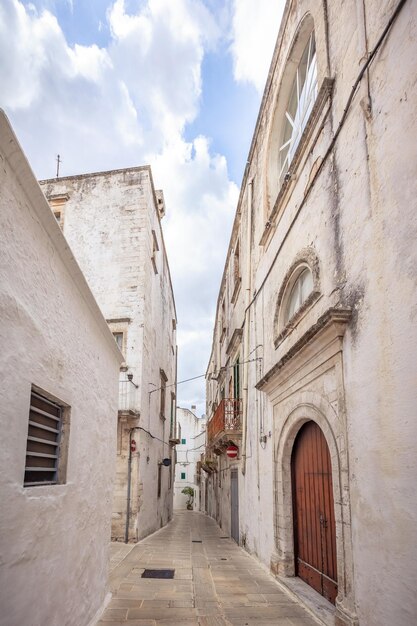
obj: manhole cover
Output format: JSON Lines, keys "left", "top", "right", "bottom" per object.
{"left": 141, "top": 569, "right": 175, "bottom": 579}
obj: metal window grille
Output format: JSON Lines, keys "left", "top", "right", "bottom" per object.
{"left": 24, "top": 390, "right": 63, "bottom": 487}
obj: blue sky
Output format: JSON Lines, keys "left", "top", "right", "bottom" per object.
{"left": 0, "top": 0, "right": 284, "bottom": 415}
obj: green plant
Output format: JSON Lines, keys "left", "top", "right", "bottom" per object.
{"left": 181, "top": 486, "right": 194, "bottom": 510}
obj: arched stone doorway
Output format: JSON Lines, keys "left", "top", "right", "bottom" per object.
{"left": 291, "top": 420, "right": 337, "bottom": 604}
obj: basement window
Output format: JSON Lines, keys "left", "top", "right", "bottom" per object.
{"left": 24, "top": 388, "right": 70, "bottom": 487}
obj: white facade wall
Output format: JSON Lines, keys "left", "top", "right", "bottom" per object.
{"left": 0, "top": 111, "right": 122, "bottom": 626}
{"left": 174, "top": 408, "right": 206, "bottom": 511}
{"left": 205, "top": 2, "right": 417, "bottom": 626}
{"left": 39, "top": 166, "right": 177, "bottom": 542}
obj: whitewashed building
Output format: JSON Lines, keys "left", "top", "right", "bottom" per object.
{"left": 174, "top": 407, "right": 206, "bottom": 511}
{"left": 40, "top": 165, "right": 178, "bottom": 542}
{"left": 205, "top": 2, "right": 417, "bottom": 626}
{"left": 0, "top": 110, "right": 123, "bottom": 626}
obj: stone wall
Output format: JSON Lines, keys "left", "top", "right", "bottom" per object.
{"left": 205, "top": 1, "right": 417, "bottom": 625}
{"left": 40, "top": 165, "right": 177, "bottom": 543}
{"left": 0, "top": 110, "right": 122, "bottom": 626}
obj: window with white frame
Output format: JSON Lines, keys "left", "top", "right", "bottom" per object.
{"left": 284, "top": 267, "right": 314, "bottom": 324}
{"left": 113, "top": 332, "right": 123, "bottom": 352}
{"left": 274, "top": 250, "right": 320, "bottom": 347}
{"left": 107, "top": 318, "right": 130, "bottom": 361}
{"left": 279, "top": 31, "right": 318, "bottom": 185}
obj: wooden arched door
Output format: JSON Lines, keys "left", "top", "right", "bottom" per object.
{"left": 291, "top": 421, "right": 338, "bottom": 604}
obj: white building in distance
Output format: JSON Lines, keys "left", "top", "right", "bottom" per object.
{"left": 40, "top": 165, "right": 178, "bottom": 542}
{"left": 0, "top": 110, "right": 123, "bottom": 626}
{"left": 174, "top": 407, "right": 206, "bottom": 511}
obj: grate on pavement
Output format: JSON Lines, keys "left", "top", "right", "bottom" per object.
{"left": 141, "top": 569, "right": 175, "bottom": 579}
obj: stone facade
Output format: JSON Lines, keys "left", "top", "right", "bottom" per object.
{"left": 205, "top": 2, "right": 417, "bottom": 625}
{"left": 174, "top": 407, "right": 206, "bottom": 511}
{"left": 39, "top": 165, "right": 178, "bottom": 543}
{"left": 0, "top": 111, "right": 123, "bottom": 626}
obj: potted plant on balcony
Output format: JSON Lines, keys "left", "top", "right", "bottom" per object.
{"left": 181, "top": 486, "right": 194, "bottom": 510}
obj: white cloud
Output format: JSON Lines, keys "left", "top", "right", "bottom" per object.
{"left": 0, "top": 0, "right": 281, "bottom": 415}
{"left": 0, "top": 0, "right": 238, "bottom": 415}
{"left": 229, "top": 0, "right": 284, "bottom": 93}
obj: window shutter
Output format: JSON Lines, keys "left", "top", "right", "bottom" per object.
{"left": 24, "top": 391, "right": 63, "bottom": 487}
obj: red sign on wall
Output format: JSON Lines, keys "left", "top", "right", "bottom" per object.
{"left": 226, "top": 445, "right": 238, "bottom": 459}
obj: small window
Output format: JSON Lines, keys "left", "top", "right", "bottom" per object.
{"left": 49, "top": 193, "right": 69, "bottom": 229}
{"left": 24, "top": 389, "right": 68, "bottom": 487}
{"left": 181, "top": 438, "right": 186, "bottom": 445}
{"left": 181, "top": 472, "right": 186, "bottom": 480}
{"left": 220, "top": 299, "right": 226, "bottom": 342}
{"left": 285, "top": 267, "right": 314, "bottom": 324}
{"left": 233, "top": 241, "right": 240, "bottom": 285}
{"left": 160, "top": 369, "right": 167, "bottom": 420}
{"left": 113, "top": 332, "right": 124, "bottom": 352}
{"left": 151, "top": 229, "right": 159, "bottom": 274}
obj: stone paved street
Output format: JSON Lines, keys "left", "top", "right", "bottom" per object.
{"left": 98, "top": 511, "right": 319, "bottom": 626}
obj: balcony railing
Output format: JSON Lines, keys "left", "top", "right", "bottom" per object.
{"left": 119, "top": 377, "right": 139, "bottom": 414}
{"left": 207, "top": 399, "right": 242, "bottom": 445}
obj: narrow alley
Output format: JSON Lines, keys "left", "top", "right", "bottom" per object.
{"left": 99, "top": 511, "right": 318, "bottom": 626}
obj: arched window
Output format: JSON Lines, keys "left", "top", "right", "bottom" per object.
{"left": 284, "top": 267, "right": 314, "bottom": 324}
{"left": 279, "top": 31, "right": 318, "bottom": 185}
{"left": 274, "top": 248, "right": 320, "bottom": 348}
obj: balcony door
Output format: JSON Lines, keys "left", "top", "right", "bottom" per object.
{"left": 233, "top": 357, "right": 240, "bottom": 399}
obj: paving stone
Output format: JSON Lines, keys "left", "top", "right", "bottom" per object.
{"left": 101, "top": 608, "right": 128, "bottom": 621}
{"left": 110, "top": 599, "right": 145, "bottom": 609}
{"left": 126, "top": 608, "right": 198, "bottom": 620}
{"left": 103, "top": 511, "right": 320, "bottom": 625}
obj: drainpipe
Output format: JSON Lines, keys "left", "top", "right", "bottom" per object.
{"left": 125, "top": 428, "right": 136, "bottom": 543}
{"left": 241, "top": 178, "right": 253, "bottom": 475}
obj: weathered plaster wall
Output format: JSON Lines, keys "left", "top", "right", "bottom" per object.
{"left": 0, "top": 111, "right": 122, "bottom": 626}
{"left": 205, "top": 1, "right": 417, "bottom": 624}
{"left": 39, "top": 166, "right": 177, "bottom": 542}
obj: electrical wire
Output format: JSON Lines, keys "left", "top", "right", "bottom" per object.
{"left": 243, "top": 0, "right": 408, "bottom": 318}
{"left": 148, "top": 357, "right": 262, "bottom": 394}
{"left": 131, "top": 425, "right": 170, "bottom": 446}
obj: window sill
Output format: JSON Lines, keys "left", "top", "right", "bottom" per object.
{"left": 260, "top": 77, "right": 334, "bottom": 248}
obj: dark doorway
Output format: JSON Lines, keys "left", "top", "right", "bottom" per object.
{"left": 230, "top": 469, "right": 239, "bottom": 543}
{"left": 291, "top": 421, "right": 338, "bottom": 604}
